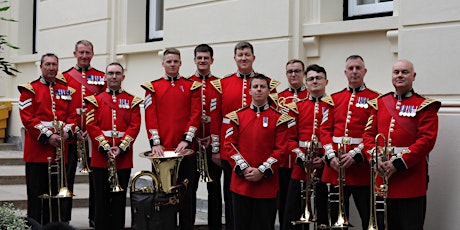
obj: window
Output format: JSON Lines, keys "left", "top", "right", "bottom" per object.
{"left": 146, "top": 0, "right": 164, "bottom": 42}
{"left": 345, "top": 0, "right": 393, "bottom": 19}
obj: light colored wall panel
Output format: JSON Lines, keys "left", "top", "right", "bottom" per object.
{"left": 398, "top": 25, "right": 460, "bottom": 95}
{"left": 39, "top": 0, "right": 109, "bottom": 29}
{"left": 37, "top": 21, "right": 110, "bottom": 58}
{"left": 426, "top": 111, "right": 460, "bottom": 229}
{"left": 307, "top": 31, "right": 396, "bottom": 94}
{"left": 401, "top": 0, "right": 460, "bottom": 25}
{"left": 162, "top": 0, "right": 290, "bottom": 47}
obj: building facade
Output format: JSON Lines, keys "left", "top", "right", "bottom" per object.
{"left": 1, "top": 0, "right": 459, "bottom": 228}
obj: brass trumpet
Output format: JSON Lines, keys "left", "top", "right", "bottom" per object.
{"left": 368, "top": 133, "right": 391, "bottom": 230}
{"left": 292, "top": 134, "right": 319, "bottom": 225}
{"left": 108, "top": 155, "right": 124, "bottom": 192}
{"left": 196, "top": 138, "right": 213, "bottom": 183}
{"left": 77, "top": 137, "right": 92, "bottom": 173}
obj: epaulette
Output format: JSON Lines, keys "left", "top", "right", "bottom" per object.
{"left": 321, "top": 95, "right": 334, "bottom": 107}
{"left": 285, "top": 102, "right": 299, "bottom": 114}
{"left": 367, "top": 98, "right": 378, "bottom": 110}
{"left": 141, "top": 82, "right": 155, "bottom": 93}
{"left": 225, "top": 111, "right": 239, "bottom": 125}
{"left": 416, "top": 94, "right": 441, "bottom": 112}
{"left": 84, "top": 95, "right": 98, "bottom": 107}
{"left": 269, "top": 93, "right": 279, "bottom": 104}
{"left": 62, "top": 67, "right": 73, "bottom": 74}
{"left": 269, "top": 79, "right": 280, "bottom": 91}
{"left": 18, "top": 83, "right": 35, "bottom": 94}
{"left": 190, "top": 81, "right": 203, "bottom": 91}
{"left": 221, "top": 73, "right": 234, "bottom": 79}
{"left": 210, "top": 79, "right": 222, "bottom": 94}
{"left": 131, "top": 96, "right": 144, "bottom": 108}
{"left": 68, "top": 87, "right": 76, "bottom": 95}
{"left": 276, "top": 114, "right": 294, "bottom": 127}
{"left": 55, "top": 73, "right": 67, "bottom": 84}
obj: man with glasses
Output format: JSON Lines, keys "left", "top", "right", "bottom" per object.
{"left": 282, "top": 64, "right": 332, "bottom": 229}
{"left": 85, "top": 62, "right": 142, "bottom": 230}
{"left": 273, "top": 59, "right": 309, "bottom": 229}
{"left": 320, "top": 55, "right": 380, "bottom": 229}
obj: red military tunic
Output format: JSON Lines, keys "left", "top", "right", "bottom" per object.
{"left": 142, "top": 76, "right": 202, "bottom": 149}
{"left": 211, "top": 72, "right": 280, "bottom": 160}
{"left": 84, "top": 88, "right": 142, "bottom": 169}
{"left": 290, "top": 95, "right": 333, "bottom": 181}
{"left": 63, "top": 66, "right": 105, "bottom": 130}
{"left": 320, "top": 86, "right": 380, "bottom": 186}
{"left": 188, "top": 73, "right": 222, "bottom": 153}
{"left": 274, "top": 85, "right": 309, "bottom": 168}
{"left": 18, "top": 75, "right": 78, "bottom": 163}
{"left": 363, "top": 91, "right": 440, "bottom": 198}
{"left": 224, "top": 104, "right": 292, "bottom": 198}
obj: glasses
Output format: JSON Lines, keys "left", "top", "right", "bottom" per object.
{"left": 106, "top": 71, "right": 123, "bottom": 77}
{"left": 306, "top": 76, "right": 324, "bottom": 82}
{"left": 286, "top": 69, "right": 303, "bottom": 75}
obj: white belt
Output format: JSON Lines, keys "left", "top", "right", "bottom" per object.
{"left": 102, "top": 130, "right": 125, "bottom": 138}
{"left": 41, "top": 121, "right": 54, "bottom": 128}
{"left": 333, "top": 136, "right": 363, "bottom": 145}
{"left": 299, "top": 141, "right": 322, "bottom": 148}
{"left": 392, "top": 147, "right": 409, "bottom": 154}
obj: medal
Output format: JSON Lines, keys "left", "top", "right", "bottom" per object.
{"left": 263, "top": 117, "right": 268, "bottom": 128}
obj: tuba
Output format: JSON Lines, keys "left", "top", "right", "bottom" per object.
{"left": 368, "top": 133, "right": 391, "bottom": 230}
{"left": 139, "top": 149, "right": 193, "bottom": 194}
{"left": 292, "top": 134, "right": 319, "bottom": 225}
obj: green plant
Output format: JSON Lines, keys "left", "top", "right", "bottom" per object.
{"left": 0, "top": 203, "right": 31, "bottom": 230}
{"left": 0, "top": 0, "right": 20, "bottom": 77}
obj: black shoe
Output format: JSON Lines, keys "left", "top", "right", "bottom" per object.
{"left": 89, "top": 220, "right": 95, "bottom": 228}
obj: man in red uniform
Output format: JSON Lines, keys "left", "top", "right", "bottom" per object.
{"left": 273, "top": 59, "right": 309, "bottom": 228}
{"left": 282, "top": 64, "right": 332, "bottom": 229}
{"left": 224, "top": 75, "right": 292, "bottom": 230}
{"left": 363, "top": 60, "right": 440, "bottom": 230}
{"left": 62, "top": 40, "right": 105, "bottom": 227}
{"left": 84, "top": 62, "right": 142, "bottom": 230}
{"left": 320, "top": 55, "right": 380, "bottom": 229}
{"left": 211, "top": 41, "right": 279, "bottom": 229}
{"left": 18, "top": 53, "right": 78, "bottom": 225}
{"left": 141, "top": 48, "right": 202, "bottom": 229}
{"left": 188, "top": 44, "right": 223, "bottom": 229}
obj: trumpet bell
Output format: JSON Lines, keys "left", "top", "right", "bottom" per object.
{"left": 79, "top": 166, "right": 92, "bottom": 174}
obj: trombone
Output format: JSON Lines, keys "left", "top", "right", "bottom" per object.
{"left": 77, "top": 108, "right": 92, "bottom": 173}
{"left": 368, "top": 133, "right": 391, "bottom": 230}
{"left": 327, "top": 138, "right": 351, "bottom": 229}
{"left": 292, "top": 134, "right": 319, "bottom": 226}
{"left": 38, "top": 121, "right": 74, "bottom": 223}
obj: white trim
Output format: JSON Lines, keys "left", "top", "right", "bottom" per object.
{"left": 348, "top": 0, "right": 393, "bottom": 17}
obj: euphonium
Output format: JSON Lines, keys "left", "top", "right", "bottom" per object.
{"left": 368, "top": 133, "right": 391, "bottom": 230}
{"left": 333, "top": 140, "right": 350, "bottom": 228}
{"left": 108, "top": 156, "right": 124, "bottom": 192}
{"left": 292, "top": 134, "right": 319, "bottom": 225}
{"left": 196, "top": 138, "right": 213, "bottom": 183}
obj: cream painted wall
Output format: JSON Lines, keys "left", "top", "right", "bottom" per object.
{"left": 1, "top": 0, "right": 460, "bottom": 229}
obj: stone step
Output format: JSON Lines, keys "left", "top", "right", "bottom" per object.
{"left": 0, "top": 143, "right": 21, "bottom": 151}
{"left": 0, "top": 165, "right": 90, "bottom": 185}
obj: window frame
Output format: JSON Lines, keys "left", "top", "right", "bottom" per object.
{"left": 344, "top": 0, "right": 393, "bottom": 20}
{"left": 146, "top": 0, "right": 164, "bottom": 42}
